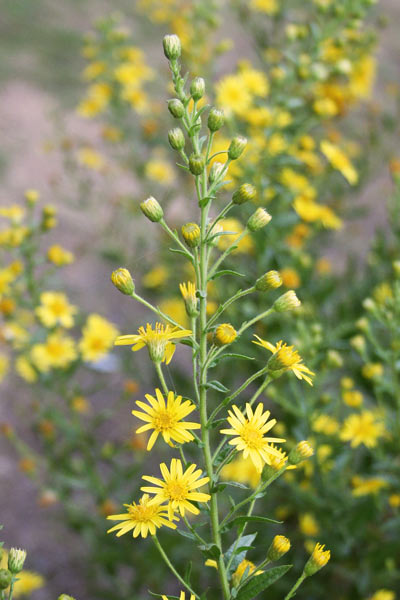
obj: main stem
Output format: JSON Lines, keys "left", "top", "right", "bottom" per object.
{"left": 198, "top": 189, "right": 230, "bottom": 600}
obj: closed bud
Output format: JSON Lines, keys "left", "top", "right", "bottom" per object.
{"left": 189, "top": 153, "right": 205, "bottom": 176}
{"left": 274, "top": 290, "right": 300, "bottom": 312}
{"left": 288, "top": 440, "right": 313, "bottom": 465}
{"left": 255, "top": 270, "right": 282, "bottom": 292}
{"left": 190, "top": 77, "right": 205, "bottom": 100}
{"left": 182, "top": 223, "right": 200, "bottom": 247}
{"left": 247, "top": 208, "right": 272, "bottom": 232}
{"left": 304, "top": 543, "right": 330, "bottom": 577}
{"left": 214, "top": 323, "right": 237, "bottom": 346}
{"left": 179, "top": 282, "right": 199, "bottom": 317}
{"left": 208, "top": 162, "right": 225, "bottom": 184}
{"left": 8, "top": 548, "right": 27, "bottom": 574}
{"left": 163, "top": 34, "right": 181, "bottom": 60}
{"left": 0, "top": 569, "right": 12, "bottom": 590}
{"left": 228, "top": 135, "right": 247, "bottom": 160}
{"left": 326, "top": 349, "right": 343, "bottom": 368}
{"left": 168, "top": 99, "right": 185, "bottom": 119}
{"left": 267, "top": 535, "right": 291, "bottom": 561}
{"left": 168, "top": 128, "right": 185, "bottom": 151}
{"left": 111, "top": 268, "right": 135, "bottom": 296}
{"left": 232, "top": 183, "right": 257, "bottom": 205}
{"left": 207, "top": 108, "right": 225, "bottom": 132}
{"left": 24, "top": 189, "right": 39, "bottom": 205}
{"left": 58, "top": 595, "right": 76, "bottom": 600}
{"left": 140, "top": 196, "right": 163, "bottom": 223}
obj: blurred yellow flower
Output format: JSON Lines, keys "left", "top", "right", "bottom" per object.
{"left": 35, "top": 292, "right": 77, "bottom": 329}
{"left": 79, "top": 314, "right": 119, "bottom": 362}
{"left": 341, "top": 411, "right": 385, "bottom": 448}
{"left": 31, "top": 333, "right": 77, "bottom": 372}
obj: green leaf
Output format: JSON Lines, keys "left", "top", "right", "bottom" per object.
{"left": 198, "top": 196, "right": 215, "bottom": 208}
{"left": 175, "top": 528, "right": 196, "bottom": 541}
{"left": 169, "top": 248, "right": 191, "bottom": 259}
{"left": 228, "top": 515, "right": 282, "bottom": 529}
{"left": 184, "top": 561, "right": 193, "bottom": 585}
{"left": 225, "top": 533, "right": 257, "bottom": 574}
{"left": 210, "top": 269, "right": 245, "bottom": 280}
{"left": 236, "top": 565, "right": 292, "bottom": 600}
{"left": 213, "top": 353, "right": 255, "bottom": 365}
{"left": 199, "top": 543, "right": 221, "bottom": 561}
{"left": 221, "top": 481, "right": 249, "bottom": 490}
{"left": 205, "top": 380, "right": 230, "bottom": 393}
{"left": 194, "top": 105, "right": 211, "bottom": 121}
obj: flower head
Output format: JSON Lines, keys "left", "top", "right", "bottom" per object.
{"left": 107, "top": 494, "right": 177, "bottom": 538}
{"left": 115, "top": 322, "right": 192, "bottom": 364}
{"left": 220, "top": 403, "right": 285, "bottom": 473}
{"left": 232, "top": 559, "right": 263, "bottom": 586}
{"left": 267, "top": 535, "right": 291, "bottom": 561}
{"left": 132, "top": 388, "right": 200, "bottom": 450}
{"left": 341, "top": 411, "right": 385, "bottom": 448}
{"left": 79, "top": 314, "right": 119, "bottom": 362}
{"left": 31, "top": 333, "right": 77, "bottom": 372}
{"left": 35, "top": 292, "right": 77, "bottom": 329}
{"left": 141, "top": 458, "right": 210, "bottom": 519}
{"left": 214, "top": 323, "right": 237, "bottom": 346}
{"left": 304, "top": 542, "right": 330, "bottom": 576}
{"left": 253, "top": 336, "right": 315, "bottom": 385}
{"left": 179, "top": 282, "right": 198, "bottom": 317}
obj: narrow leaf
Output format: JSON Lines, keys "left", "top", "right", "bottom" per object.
{"left": 236, "top": 565, "right": 292, "bottom": 600}
{"left": 205, "top": 380, "right": 230, "bottom": 393}
{"left": 210, "top": 270, "right": 245, "bottom": 280}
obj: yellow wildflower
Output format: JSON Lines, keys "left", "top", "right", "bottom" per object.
{"left": 312, "top": 414, "right": 339, "bottom": 435}
{"left": 253, "top": 336, "right": 315, "bottom": 385}
{"left": 215, "top": 74, "right": 252, "bottom": 117}
{"left": 77, "top": 147, "right": 105, "bottom": 170}
{"left": 299, "top": 513, "right": 320, "bottom": 537}
{"left": 145, "top": 158, "right": 174, "bottom": 184}
{"left": 46, "top": 245, "right": 74, "bottom": 266}
{"left": 362, "top": 363, "right": 384, "bottom": 380}
{"left": 107, "top": 494, "right": 178, "bottom": 538}
{"left": 35, "top": 292, "right": 77, "bottom": 329}
{"left": 115, "top": 322, "right": 191, "bottom": 365}
{"left": 351, "top": 475, "right": 388, "bottom": 497}
{"left": 220, "top": 455, "right": 261, "bottom": 489}
{"left": 232, "top": 559, "right": 264, "bottom": 586}
{"left": 79, "top": 314, "right": 119, "bottom": 362}
{"left": 250, "top": 0, "right": 279, "bottom": 14}
{"left": 31, "top": 333, "right": 77, "bottom": 372}
{"left": 320, "top": 140, "right": 358, "bottom": 185}
{"left": 341, "top": 411, "right": 385, "bottom": 448}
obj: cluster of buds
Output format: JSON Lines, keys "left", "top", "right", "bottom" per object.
{"left": 0, "top": 547, "right": 27, "bottom": 591}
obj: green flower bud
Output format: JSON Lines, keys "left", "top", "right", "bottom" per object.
{"left": 273, "top": 290, "right": 301, "bottom": 312}
{"left": 232, "top": 183, "right": 256, "bottom": 205}
{"left": 208, "top": 162, "right": 224, "bottom": 184}
{"left": 288, "top": 440, "right": 313, "bottom": 465}
{"left": 190, "top": 77, "right": 205, "bottom": 100}
{"left": 247, "top": 208, "right": 272, "bottom": 232}
{"left": 304, "top": 543, "right": 330, "bottom": 576}
{"left": 207, "top": 108, "right": 225, "bottom": 132}
{"left": 8, "top": 548, "right": 27, "bottom": 574}
{"left": 163, "top": 34, "right": 181, "bottom": 60}
{"left": 255, "top": 270, "right": 282, "bottom": 292}
{"left": 111, "top": 268, "right": 135, "bottom": 296}
{"left": 228, "top": 135, "right": 247, "bottom": 160}
{"left": 182, "top": 223, "right": 201, "bottom": 247}
{"left": 189, "top": 153, "right": 205, "bottom": 176}
{"left": 58, "top": 595, "right": 76, "bottom": 600}
{"left": 267, "top": 535, "right": 291, "bottom": 562}
{"left": 168, "top": 99, "right": 185, "bottom": 119}
{"left": 0, "top": 569, "right": 12, "bottom": 590}
{"left": 168, "top": 128, "right": 185, "bottom": 151}
{"left": 140, "top": 196, "right": 164, "bottom": 223}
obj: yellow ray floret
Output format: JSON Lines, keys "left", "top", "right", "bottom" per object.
{"left": 162, "top": 593, "right": 195, "bottom": 600}
{"left": 220, "top": 403, "right": 286, "bottom": 473}
{"left": 115, "top": 322, "right": 192, "bottom": 364}
{"left": 132, "top": 388, "right": 200, "bottom": 450}
{"left": 107, "top": 494, "right": 178, "bottom": 539}
{"left": 141, "top": 458, "right": 210, "bottom": 519}
{"left": 253, "top": 335, "right": 315, "bottom": 385}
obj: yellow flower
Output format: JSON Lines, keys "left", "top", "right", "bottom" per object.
{"left": 179, "top": 282, "right": 198, "bottom": 318}
{"left": 250, "top": 0, "right": 279, "bottom": 15}
{"left": 145, "top": 158, "right": 174, "bottom": 184}
{"left": 218, "top": 218, "right": 254, "bottom": 254}
{"left": 143, "top": 266, "right": 169, "bottom": 288}
{"left": 312, "top": 414, "right": 339, "bottom": 435}
{"left": 351, "top": 475, "right": 388, "bottom": 497}
{"left": 0, "top": 205, "right": 25, "bottom": 223}
{"left": 320, "top": 140, "right": 358, "bottom": 185}
{"left": 159, "top": 297, "right": 189, "bottom": 328}
{"left": 220, "top": 455, "right": 261, "bottom": 489}
{"left": 115, "top": 322, "right": 191, "bottom": 365}
{"left": 368, "top": 591, "right": 396, "bottom": 600}
{"left": 232, "top": 559, "right": 264, "bottom": 586}
{"left": 238, "top": 63, "right": 269, "bottom": 97}
{"left": 253, "top": 336, "right": 315, "bottom": 385}
{"left": 77, "top": 147, "right": 105, "bottom": 170}
{"left": 107, "top": 494, "right": 177, "bottom": 538}
{"left": 362, "top": 363, "right": 384, "bottom": 380}
{"left": 304, "top": 542, "right": 330, "bottom": 575}
{"left": 280, "top": 267, "right": 301, "bottom": 289}
{"left": 79, "top": 314, "right": 119, "bottom": 362}
{"left": 46, "top": 245, "right": 74, "bottom": 266}
{"left": 77, "top": 82, "right": 111, "bottom": 117}
{"left": 220, "top": 403, "right": 285, "bottom": 473}
{"left": 141, "top": 458, "right": 210, "bottom": 519}
{"left": 299, "top": 513, "right": 320, "bottom": 537}
{"left": 215, "top": 74, "right": 252, "bottom": 116}
{"left": 31, "top": 333, "right": 77, "bottom": 372}
{"left": 35, "top": 292, "right": 77, "bottom": 329}
{"left": 342, "top": 390, "right": 363, "bottom": 407}
{"left": 214, "top": 323, "right": 237, "bottom": 346}
{"left": 341, "top": 411, "right": 385, "bottom": 448}
{"left": 15, "top": 356, "right": 37, "bottom": 383}
{"left": 162, "top": 593, "right": 195, "bottom": 600}
{"left": 132, "top": 388, "right": 200, "bottom": 450}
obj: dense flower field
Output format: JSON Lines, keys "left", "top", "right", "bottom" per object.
{"left": 1, "top": 1, "right": 400, "bottom": 599}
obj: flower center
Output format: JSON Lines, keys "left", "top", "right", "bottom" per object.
{"left": 165, "top": 481, "right": 188, "bottom": 501}
{"left": 154, "top": 410, "right": 176, "bottom": 432}
{"left": 129, "top": 503, "right": 156, "bottom": 522}
{"left": 49, "top": 300, "right": 66, "bottom": 317}
{"left": 241, "top": 424, "right": 263, "bottom": 449}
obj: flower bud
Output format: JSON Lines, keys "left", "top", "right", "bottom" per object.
{"left": 8, "top": 548, "right": 27, "bottom": 574}
{"left": 168, "top": 128, "right": 185, "bottom": 151}
{"left": 304, "top": 543, "right": 330, "bottom": 577}
{"left": 179, "top": 282, "right": 199, "bottom": 317}
{"left": 228, "top": 135, "right": 247, "bottom": 160}
{"left": 163, "top": 34, "right": 181, "bottom": 60}
{"left": 168, "top": 99, "right": 185, "bottom": 119}
{"left": 267, "top": 535, "right": 291, "bottom": 561}
{"left": 247, "top": 208, "right": 272, "bottom": 232}
{"left": 24, "top": 189, "right": 39, "bottom": 205}
{"left": 111, "top": 268, "right": 135, "bottom": 296}
{"left": 58, "top": 595, "right": 76, "bottom": 600}
{"left": 140, "top": 196, "right": 164, "bottom": 223}
{"left": 207, "top": 108, "right": 225, "bottom": 132}
{"left": 189, "top": 153, "right": 205, "bottom": 176}
{"left": 0, "top": 569, "right": 12, "bottom": 590}
{"left": 208, "top": 162, "right": 224, "bottom": 184}
{"left": 232, "top": 183, "right": 256, "bottom": 205}
{"left": 214, "top": 323, "right": 237, "bottom": 346}
{"left": 190, "top": 77, "right": 205, "bottom": 100}
{"left": 182, "top": 223, "right": 200, "bottom": 247}
{"left": 255, "top": 270, "right": 282, "bottom": 292}
{"left": 273, "top": 290, "right": 301, "bottom": 312}
{"left": 288, "top": 440, "right": 314, "bottom": 465}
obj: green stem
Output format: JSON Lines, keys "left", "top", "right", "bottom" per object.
{"left": 152, "top": 535, "right": 200, "bottom": 599}
{"left": 155, "top": 362, "right": 169, "bottom": 395}
{"left": 132, "top": 292, "right": 196, "bottom": 338}
{"left": 208, "top": 229, "right": 248, "bottom": 279}
{"left": 284, "top": 573, "right": 307, "bottom": 600}
{"left": 206, "top": 287, "right": 255, "bottom": 330}
{"left": 160, "top": 218, "right": 194, "bottom": 261}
